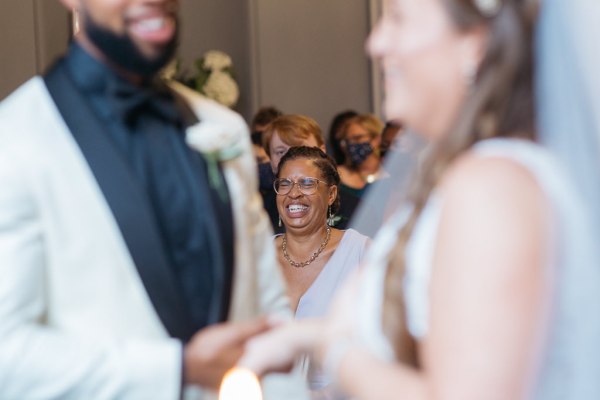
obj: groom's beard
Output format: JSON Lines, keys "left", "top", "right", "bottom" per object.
{"left": 84, "top": 11, "right": 179, "bottom": 78}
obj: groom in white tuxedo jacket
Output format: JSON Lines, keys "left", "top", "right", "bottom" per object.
{"left": 0, "top": 0, "right": 307, "bottom": 399}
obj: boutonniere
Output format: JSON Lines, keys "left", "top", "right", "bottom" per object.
{"left": 186, "top": 121, "right": 244, "bottom": 201}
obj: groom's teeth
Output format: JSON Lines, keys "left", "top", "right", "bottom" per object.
{"left": 137, "top": 18, "right": 165, "bottom": 32}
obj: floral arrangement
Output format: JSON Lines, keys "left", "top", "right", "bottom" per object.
{"left": 167, "top": 50, "right": 240, "bottom": 108}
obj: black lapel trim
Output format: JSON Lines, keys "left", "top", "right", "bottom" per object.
{"left": 44, "top": 60, "right": 195, "bottom": 341}
{"left": 212, "top": 196, "right": 234, "bottom": 324}
{"left": 211, "top": 162, "right": 235, "bottom": 324}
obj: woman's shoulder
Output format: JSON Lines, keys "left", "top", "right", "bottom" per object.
{"left": 443, "top": 138, "right": 566, "bottom": 197}
{"left": 325, "top": 229, "right": 370, "bottom": 277}
{"left": 471, "top": 137, "right": 568, "bottom": 180}
{"left": 431, "top": 141, "right": 552, "bottom": 298}
{"left": 342, "top": 228, "right": 371, "bottom": 243}
{"left": 338, "top": 228, "right": 371, "bottom": 254}
{"left": 442, "top": 143, "right": 546, "bottom": 207}
{"left": 437, "top": 140, "right": 551, "bottom": 239}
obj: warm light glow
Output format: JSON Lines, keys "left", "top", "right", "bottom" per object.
{"left": 219, "top": 368, "right": 263, "bottom": 400}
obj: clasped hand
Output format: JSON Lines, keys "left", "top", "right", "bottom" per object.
{"left": 183, "top": 272, "right": 362, "bottom": 390}
{"left": 238, "top": 271, "right": 363, "bottom": 378}
{"left": 183, "top": 318, "right": 272, "bottom": 390}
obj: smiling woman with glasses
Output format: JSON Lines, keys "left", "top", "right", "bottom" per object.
{"left": 272, "top": 146, "right": 370, "bottom": 398}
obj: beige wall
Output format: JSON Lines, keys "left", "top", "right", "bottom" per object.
{"left": 0, "top": 0, "right": 69, "bottom": 100}
{"left": 34, "top": 1, "right": 71, "bottom": 71}
{"left": 0, "top": 1, "right": 376, "bottom": 129}
{"left": 179, "top": 0, "right": 254, "bottom": 123}
{"left": 250, "top": 0, "right": 373, "bottom": 132}
{"left": 0, "top": 0, "right": 36, "bottom": 100}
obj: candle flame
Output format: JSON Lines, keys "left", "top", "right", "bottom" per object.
{"left": 219, "top": 368, "right": 263, "bottom": 400}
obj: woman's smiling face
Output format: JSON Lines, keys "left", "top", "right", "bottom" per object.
{"left": 276, "top": 158, "right": 335, "bottom": 234}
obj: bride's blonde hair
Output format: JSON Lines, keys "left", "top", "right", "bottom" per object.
{"left": 382, "top": 0, "right": 539, "bottom": 363}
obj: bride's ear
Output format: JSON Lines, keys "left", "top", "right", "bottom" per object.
{"left": 459, "top": 25, "right": 488, "bottom": 83}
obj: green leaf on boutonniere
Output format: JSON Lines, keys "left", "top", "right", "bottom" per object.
{"left": 203, "top": 152, "right": 228, "bottom": 202}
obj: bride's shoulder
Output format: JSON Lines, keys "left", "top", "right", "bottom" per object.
{"left": 439, "top": 147, "right": 548, "bottom": 219}
{"left": 433, "top": 145, "right": 552, "bottom": 279}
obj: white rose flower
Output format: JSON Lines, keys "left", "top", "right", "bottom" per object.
{"left": 186, "top": 121, "right": 242, "bottom": 156}
{"left": 203, "top": 50, "right": 233, "bottom": 71}
{"left": 203, "top": 71, "right": 240, "bottom": 108}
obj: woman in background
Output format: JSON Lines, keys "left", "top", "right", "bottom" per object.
{"left": 336, "top": 114, "right": 386, "bottom": 200}
{"left": 274, "top": 146, "right": 369, "bottom": 398}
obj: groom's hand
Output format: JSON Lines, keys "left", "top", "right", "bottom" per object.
{"left": 183, "top": 318, "right": 270, "bottom": 390}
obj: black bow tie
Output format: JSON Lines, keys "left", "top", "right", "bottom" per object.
{"left": 108, "top": 78, "right": 181, "bottom": 127}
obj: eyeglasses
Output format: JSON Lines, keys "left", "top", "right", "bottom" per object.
{"left": 273, "top": 177, "right": 329, "bottom": 196}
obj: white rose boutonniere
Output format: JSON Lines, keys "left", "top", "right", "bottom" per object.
{"left": 186, "top": 121, "right": 244, "bottom": 201}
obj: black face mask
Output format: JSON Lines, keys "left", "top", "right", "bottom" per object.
{"left": 83, "top": 10, "right": 179, "bottom": 78}
{"left": 346, "top": 141, "right": 374, "bottom": 167}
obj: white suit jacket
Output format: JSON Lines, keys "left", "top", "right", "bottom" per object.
{"left": 0, "top": 77, "right": 308, "bottom": 400}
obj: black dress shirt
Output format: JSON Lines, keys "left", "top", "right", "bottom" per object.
{"left": 63, "top": 43, "right": 234, "bottom": 339}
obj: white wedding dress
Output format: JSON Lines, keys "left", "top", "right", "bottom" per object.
{"left": 354, "top": 138, "right": 600, "bottom": 398}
